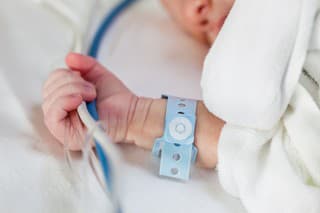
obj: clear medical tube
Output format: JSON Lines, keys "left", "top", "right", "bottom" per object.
{"left": 63, "top": 121, "right": 110, "bottom": 193}
{"left": 37, "top": 1, "right": 130, "bottom": 212}
{"left": 63, "top": 121, "right": 120, "bottom": 213}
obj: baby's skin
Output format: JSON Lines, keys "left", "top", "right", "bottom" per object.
{"left": 42, "top": 53, "right": 224, "bottom": 168}
{"left": 42, "top": 0, "right": 235, "bottom": 168}
{"left": 161, "top": 0, "right": 234, "bottom": 44}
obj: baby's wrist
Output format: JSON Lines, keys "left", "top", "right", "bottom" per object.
{"left": 125, "top": 97, "right": 165, "bottom": 149}
{"left": 125, "top": 96, "right": 224, "bottom": 169}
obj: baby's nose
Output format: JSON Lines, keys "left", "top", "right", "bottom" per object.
{"left": 185, "top": 0, "right": 210, "bottom": 27}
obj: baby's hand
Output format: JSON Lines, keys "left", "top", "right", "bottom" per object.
{"left": 42, "top": 53, "right": 137, "bottom": 150}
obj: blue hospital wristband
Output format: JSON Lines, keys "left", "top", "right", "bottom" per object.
{"left": 152, "top": 95, "right": 198, "bottom": 181}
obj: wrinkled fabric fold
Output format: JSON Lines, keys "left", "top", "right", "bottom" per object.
{"left": 201, "top": 0, "right": 320, "bottom": 212}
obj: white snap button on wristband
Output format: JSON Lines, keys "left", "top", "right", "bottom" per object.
{"left": 175, "top": 123, "right": 185, "bottom": 133}
{"left": 169, "top": 117, "right": 192, "bottom": 141}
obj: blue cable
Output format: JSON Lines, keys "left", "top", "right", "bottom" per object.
{"left": 89, "top": 0, "right": 137, "bottom": 58}
{"left": 87, "top": 0, "right": 137, "bottom": 121}
{"left": 86, "top": 0, "right": 137, "bottom": 212}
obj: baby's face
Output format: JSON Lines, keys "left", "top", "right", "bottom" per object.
{"left": 161, "top": 0, "right": 234, "bottom": 45}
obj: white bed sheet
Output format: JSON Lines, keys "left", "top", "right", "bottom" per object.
{"left": 0, "top": 0, "right": 246, "bottom": 212}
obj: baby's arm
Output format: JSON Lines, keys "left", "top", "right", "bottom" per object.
{"left": 42, "top": 53, "right": 224, "bottom": 168}
{"left": 126, "top": 97, "right": 224, "bottom": 168}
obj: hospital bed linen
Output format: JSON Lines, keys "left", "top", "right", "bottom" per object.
{"left": 201, "top": 0, "right": 320, "bottom": 212}
{"left": 0, "top": 0, "right": 246, "bottom": 212}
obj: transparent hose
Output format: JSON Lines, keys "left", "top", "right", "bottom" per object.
{"left": 34, "top": 0, "right": 98, "bottom": 53}
{"left": 36, "top": 1, "right": 124, "bottom": 211}
{"left": 63, "top": 120, "right": 117, "bottom": 211}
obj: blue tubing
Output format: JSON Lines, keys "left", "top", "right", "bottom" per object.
{"left": 86, "top": 0, "right": 137, "bottom": 210}
{"left": 87, "top": 0, "right": 137, "bottom": 122}
{"left": 89, "top": 0, "right": 137, "bottom": 58}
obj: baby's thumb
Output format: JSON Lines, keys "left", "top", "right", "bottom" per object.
{"left": 65, "top": 52, "right": 106, "bottom": 85}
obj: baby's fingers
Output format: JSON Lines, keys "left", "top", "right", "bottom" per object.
{"left": 42, "top": 82, "right": 96, "bottom": 115}
{"left": 43, "top": 69, "right": 82, "bottom": 99}
{"left": 44, "top": 94, "right": 83, "bottom": 141}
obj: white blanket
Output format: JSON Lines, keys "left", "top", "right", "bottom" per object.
{"left": 0, "top": 0, "right": 246, "bottom": 212}
{"left": 201, "top": 0, "right": 320, "bottom": 212}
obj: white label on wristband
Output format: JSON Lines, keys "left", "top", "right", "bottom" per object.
{"left": 169, "top": 117, "right": 193, "bottom": 141}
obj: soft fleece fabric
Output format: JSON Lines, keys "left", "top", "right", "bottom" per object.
{"left": 201, "top": 0, "right": 320, "bottom": 212}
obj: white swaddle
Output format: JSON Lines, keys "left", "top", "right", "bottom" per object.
{"left": 201, "top": 0, "right": 320, "bottom": 212}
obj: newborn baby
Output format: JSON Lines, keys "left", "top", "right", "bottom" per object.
{"left": 42, "top": 0, "right": 320, "bottom": 212}
{"left": 42, "top": 0, "right": 234, "bottom": 168}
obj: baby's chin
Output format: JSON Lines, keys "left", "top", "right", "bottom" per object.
{"left": 189, "top": 32, "right": 215, "bottom": 47}
{"left": 199, "top": 30, "right": 224, "bottom": 47}
{"left": 206, "top": 30, "right": 220, "bottom": 45}
{"left": 184, "top": 25, "right": 221, "bottom": 47}
{"left": 184, "top": 30, "right": 212, "bottom": 47}
{"left": 191, "top": 18, "right": 227, "bottom": 46}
